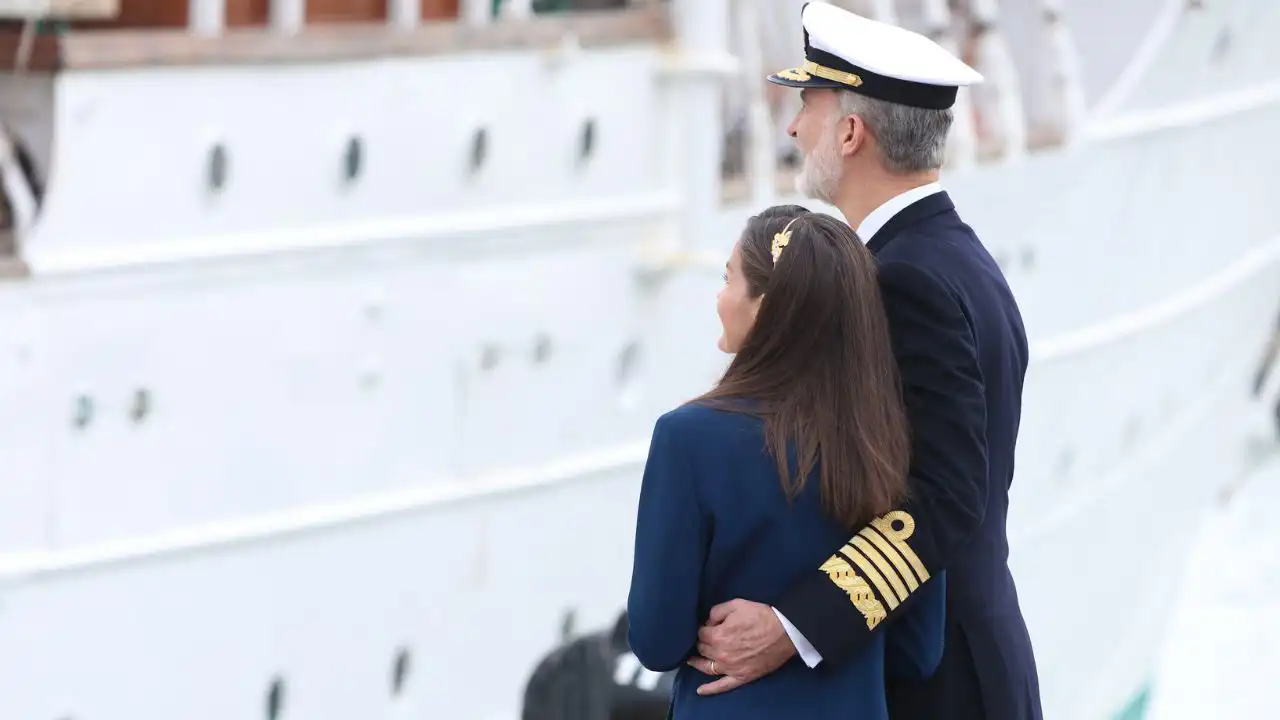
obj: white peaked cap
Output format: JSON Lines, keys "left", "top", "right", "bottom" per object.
{"left": 767, "top": 1, "right": 984, "bottom": 110}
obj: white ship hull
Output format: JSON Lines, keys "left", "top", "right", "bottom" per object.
{"left": 0, "top": 1, "right": 1277, "bottom": 718}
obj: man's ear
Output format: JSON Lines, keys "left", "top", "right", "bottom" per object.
{"left": 839, "top": 114, "right": 867, "bottom": 158}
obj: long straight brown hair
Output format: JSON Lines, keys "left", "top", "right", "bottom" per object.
{"left": 694, "top": 205, "right": 911, "bottom": 528}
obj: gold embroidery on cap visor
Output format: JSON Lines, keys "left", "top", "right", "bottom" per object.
{"left": 773, "top": 61, "right": 864, "bottom": 88}
{"left": 774, "top": 67, "right": 812, "bottom": 82}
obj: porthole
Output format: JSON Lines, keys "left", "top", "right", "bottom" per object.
{"left": 1210, "top": 27, "right": 1232, "bottom": 64}
{"left": 577, "top": 117, "right": 597, "bottom": 165}
{"left": 480, "top": 343, "right": 501, "bottom": 371}
{"left": 72, "top": 395, "right": 93, "bottom": 430}
{"left": 129, "top": 388, "right": 151, "bottom": 423}
{"left": 1053, "top": 448, "right": 1074, "bottom": 480}
{"left": 1019, "top": 247, "right": 1035, "bottom": 271}
{"left": 469, "top": 127, "right": 489, "bottom": 174}
{"left": 616, "top": 341, "right": 643, "bottom": 409}
{"left": 532, "top": 333, "right": 553, "bottom": 364}
{"left": 207, "top": 143, "right": 229, "bottom": 192}
{"left": 561, "top": 607, "right": 577, "bottom": 640}
{"left": 343, "top": 135, "right": 364, "bottom": 183}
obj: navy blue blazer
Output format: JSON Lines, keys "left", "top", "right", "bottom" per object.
{"left": 627, "top": 404, "right": 947, "bottom": 719}
{"left": 772, "top": 191, "right": 1042, "bottom": 720}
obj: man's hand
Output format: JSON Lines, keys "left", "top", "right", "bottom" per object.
{"left": 685, "top": 599, "right": 796, "bottom": 696}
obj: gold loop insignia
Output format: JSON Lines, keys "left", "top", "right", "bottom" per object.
{"left": 869, "top": 510, "right": 930, "bottom": 582}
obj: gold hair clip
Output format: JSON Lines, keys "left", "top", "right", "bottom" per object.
{"left": 772, "top": 217, "right": 801, "bottom": 264}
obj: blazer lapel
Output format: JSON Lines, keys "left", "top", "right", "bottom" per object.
{"left": 866, "top": 191, "right": 956, "bottom": 254}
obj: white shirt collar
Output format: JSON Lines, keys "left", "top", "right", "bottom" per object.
{"left": 855, "top": 182, "right": 943, "bottom": 243}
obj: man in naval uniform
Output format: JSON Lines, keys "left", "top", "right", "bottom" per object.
{"left": 685, "top": 4, "right": 1043, "bottom": 719}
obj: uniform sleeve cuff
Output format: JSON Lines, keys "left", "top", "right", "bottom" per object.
{"left": 773, "top": 607, "right": 824, "bottom": 668}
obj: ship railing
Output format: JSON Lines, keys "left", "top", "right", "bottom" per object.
{"left": 0, "top": 0, "right": 116, "bottom": 273}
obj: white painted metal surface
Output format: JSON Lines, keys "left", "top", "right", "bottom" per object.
{"left": 0, "top": 1, "right": 1276, "bottom": 719}
{"left": 1148, "top": 451, "right": 1280, "bottom": 720}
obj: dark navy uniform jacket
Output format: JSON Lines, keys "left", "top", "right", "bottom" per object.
{"left": 626, "top": 405, "right": 948, "bottom": 719}
{"left": 773, "top": 189, "right": 1043, "bottom": 720}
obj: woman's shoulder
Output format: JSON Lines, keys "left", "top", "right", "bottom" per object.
{"left": 653, "top": 401, "right": 763, "bottom": 445}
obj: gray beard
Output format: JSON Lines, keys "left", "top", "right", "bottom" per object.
{"left": 795, "top": 143, "right": 842, "bottom": 206}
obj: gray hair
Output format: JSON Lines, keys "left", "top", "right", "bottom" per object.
{"left": 836, "top": 92, "right": 953, "bottom": 174}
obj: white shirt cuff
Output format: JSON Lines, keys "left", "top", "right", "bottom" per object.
{"left": 773, "top": 607, "right": 823, "bottom": 668}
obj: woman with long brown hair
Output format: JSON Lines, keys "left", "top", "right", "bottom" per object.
{"left": 625, "top": 205, "right": 946, "bottom": 718}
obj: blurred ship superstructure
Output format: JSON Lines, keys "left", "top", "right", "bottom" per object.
{"left": 0, "top": 1, "right": 1277, "bottom": 718}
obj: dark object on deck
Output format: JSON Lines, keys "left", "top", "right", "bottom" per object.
{"left": 1273, "top": 394, "right": 1280, "bottom": 439}
{"left": 521, "top": 612, "right": 673, "bottom": 720}
{"left": 1250, "top": 307, "right": 1280, "bottom": 438}
{"left": 1250, "top": 320, "right": 1280, "bottom": 398}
